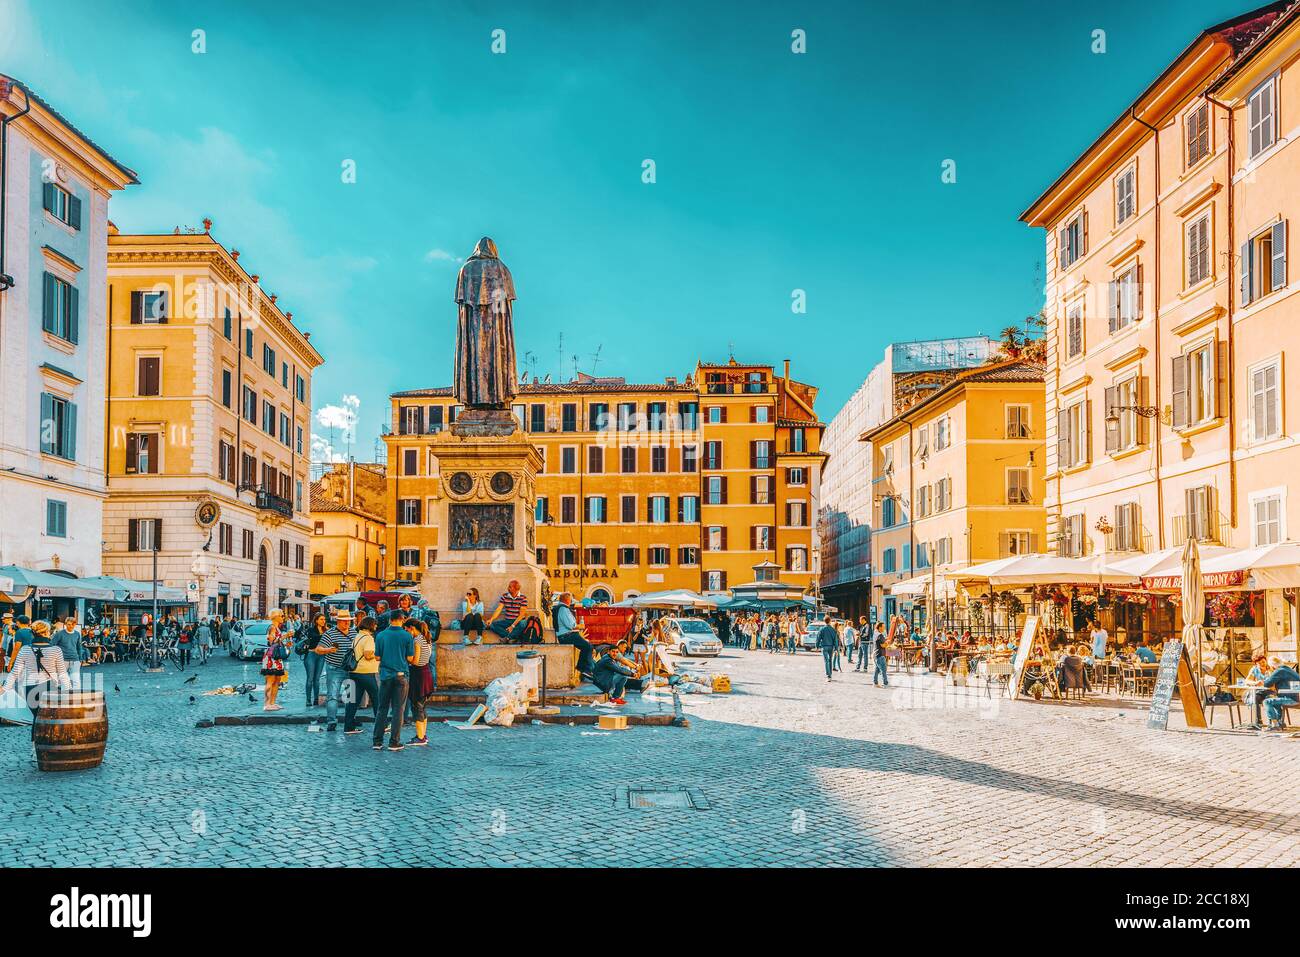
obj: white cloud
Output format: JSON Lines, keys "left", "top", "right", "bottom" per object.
{"left": 310, "top": 433, "right": 346, "bottom": 464}
{"left": 424, "top": 248, "right": 460, "bottom": 264}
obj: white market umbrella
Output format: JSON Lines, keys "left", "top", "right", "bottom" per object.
{"left": 947, "top": 553, "right": 1138, "bottom": 589}
{"left": 1180, "top": 538, "right": 1206, "bottom": 695}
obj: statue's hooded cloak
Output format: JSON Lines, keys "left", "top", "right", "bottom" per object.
{"left": 453, "top": 237, "right": 518, "bottom": 408}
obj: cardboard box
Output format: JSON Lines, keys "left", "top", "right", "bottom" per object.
{"left": 597, "top": 714, "right": 628, "bottom": 730}
{"left": 711, "top": 674, "right": 732, "bottom": 693}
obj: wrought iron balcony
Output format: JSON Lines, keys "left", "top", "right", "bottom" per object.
{"left": 243, "top": 485, "right": 294, "bottom": 518}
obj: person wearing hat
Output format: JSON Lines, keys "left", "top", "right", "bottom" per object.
{"left": 2, "top": 620, "right": 71, "bottom": 731}
{"left": 0, "top": 613, "right": 14, "bottom": 673}
{"left": 5, "top": 614, "right": 33, "bottom": 674}
{"left": 316, "top": 607, "right": 356, "bottom": 732}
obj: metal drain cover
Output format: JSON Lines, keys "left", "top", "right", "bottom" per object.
{"left": 619, "top": 787, "right": 710, "bottom": 810}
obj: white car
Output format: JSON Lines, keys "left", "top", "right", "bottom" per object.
{"left": 661, "top": 617, "right": 723, "bottom": 657}
{"left": 799, "top": 619, "right": 829, "bottom": 650}
{"left": 229, "top": 619, "right": 273, "bottom": 660}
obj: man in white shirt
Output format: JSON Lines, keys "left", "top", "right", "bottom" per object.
{"left": 1089, "top": 622, "right": 1108, "bottom": 660}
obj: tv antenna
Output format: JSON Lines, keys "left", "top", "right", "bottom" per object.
{"left": 556, "top": 333, "right": 565, "bottom": 382}
{"left": 590, "top": 343, "right": 603, "bottom": 377}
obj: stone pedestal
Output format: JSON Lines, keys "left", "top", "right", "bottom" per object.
{"left": 418, "top": 414, "right": 546, "bottom": 647}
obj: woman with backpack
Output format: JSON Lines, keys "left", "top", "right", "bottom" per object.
{"left": 297, "top": 612, "right": 328, "bottom": 708}
{"left": 343, "top": 616, "right": 381, "bottom": 734}
{"left": 176, "top": 622, "right": 194, "bottom": 670}
{"left": 260, "top": 609, "right": 291, "bottom": 711}
{"left": 1, "top": 621, "right": 71, "bottom": 734}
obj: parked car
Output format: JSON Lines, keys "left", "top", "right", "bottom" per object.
{"left": 799, "top": 619, "right": 829, "bottom": 650}
{"left": 660, "top": 617, "right": 723, "bottom": 657}
{"left": 229, "top": 619, "right": 273, "bottom": 660}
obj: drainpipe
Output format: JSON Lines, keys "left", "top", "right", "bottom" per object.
{"left": 1130, "top": 106, "right": 1167, "bottom": 550}
{"left": 0, "top": 79, "right": 33, "bottom": 291}
{"left": 1205, "top": 91, "right": 1238, "bottom": 540}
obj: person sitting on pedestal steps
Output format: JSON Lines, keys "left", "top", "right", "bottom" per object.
{"left": 551, "top": 591, "right": 595, "bottom": 681}
{"left": 459, "top": 588, "right": 485, "bottom": 645}
{"left": 486, "top": 579, "right": 532, "bottom": 642}
{"left": 592, "top": 639, "right": 639, "bottom": 706}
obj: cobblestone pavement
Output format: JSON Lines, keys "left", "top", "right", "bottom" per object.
{"left": 1, "top": 647, "right": 1296, "bottom": 867}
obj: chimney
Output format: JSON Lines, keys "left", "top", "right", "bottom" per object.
{"left": 783, "top": 358, "right": 791, "bottom": 382}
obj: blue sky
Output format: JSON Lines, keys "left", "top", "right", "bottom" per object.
{"left": 0, "top": 0, "right": 1255, "bottom": 456}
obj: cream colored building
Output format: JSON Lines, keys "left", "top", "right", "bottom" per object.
{"left": 104, "top": 227, "right": 324, "bottom": 619}
{"left": 310, "top": 462, "right": 387, "bottom": 596}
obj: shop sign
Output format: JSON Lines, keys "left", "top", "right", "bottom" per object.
{"left": 1143, "top": 570, "right": 1245, "bottom": 590}
{"left": 545, "top": 567, "right": 620, "bottom": 581}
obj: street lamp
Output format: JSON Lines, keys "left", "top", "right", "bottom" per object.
{"left": 378, "top": 544, "right": 387, "bottom": 588}
{"left": 1104, "top": 404, "right": 1168, "bottom": 426}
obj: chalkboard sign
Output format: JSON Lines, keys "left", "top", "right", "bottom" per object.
{"left": 1008, "top": 615, "right": 1038, "bottom": 701}
{"left": 1146, "top": 640, "right": 1207, "bottom": 731}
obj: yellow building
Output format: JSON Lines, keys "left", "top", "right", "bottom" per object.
{"left": 863, "top": 360, "right": 1046, "bottom": 624}
{"left": 309, "top": 461, "right": 387, "bottom": 596}
{"left": 1020, "top": 3, "right": 1292, "bottom": 563}
{"left": 104, "top": 225, "right": 324, "bottom": 619}
{"left": 383, "top": 359, "right": 826, "bottom": 602}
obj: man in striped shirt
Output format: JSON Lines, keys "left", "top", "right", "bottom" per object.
{"left": 316, "top": 609, "right": 355, "bottom": 731}
{"left": 486, "top": 580, "right": 531, "bottom": 642}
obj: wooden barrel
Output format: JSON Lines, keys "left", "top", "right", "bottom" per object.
{"left": 33, "top": 690, "right": 108, "bottom": 772}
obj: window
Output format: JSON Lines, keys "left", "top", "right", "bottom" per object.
{"left": 679, "top": 402, "right": 698, "bottom": 429}
{"left": 789, "top": 428, "right": 806, "bottom": 453}
{"left": 706, "top": 406, "right": 724, "bottom": 424}
{"left": 45, "top": 499, "right": 67, "bottom": 537}
{"left": 313, "top": 521, "right": 324, "bottom": 535}
{"left": 399, "top": 406, "right": 423, "bottom": 435}
{"left": 1172, "top": 341, "right": 1218, "bottom": 430}
{"left": 588, "top": 403, "right": 609, "bottom": 431}
{"left": 678, "top": 495, "right": 699, "bottom": 523}
{"left": 916, "top": 484, "right": 931, "bottom": 518}
{"left": 560, "top": 496, "right": 576, "bottom": 524}
{"left": 1105, "top": 377, "right": 1144, "bottom": 453}
{"left": 752, "top": 405, "right": 770, "bottom": 423}
{"left": 1186, "top": 101, "right": 1211, "bottom": 167}
{"left": 123, "top": 432, "right": 159, "bottom": 475}
{"left": 41, "top": 181, "right": 81, "bottom": 228}
{"left": 585, "top": 496, "right": 607, "bottom": 523}
{"left": 1248, "top": 76, "right": 1276, "bottom": 159}
{"left": 1060, "top": 514, "right": 1085, "bottom": 558}
{"left": 535, "top": 497, "right": 550, "bottom": 523}
{"left": 1186, "top": 214, "right": 1210, "bottom": 287}
{"left": 296, "top": 426, "right": 303, "bottom": 455}
{"left": 1241, "top": 221, "right": 1286, "bottom": 305}
{"left": 218, "top": 441, "right": 235, "bottom": 483}
{"left": 648, "top": 547, "right": 670, "bottom": 567}
{"left": 935, "top": 478, "right": 951, "bottom": 512}
{"left": 786, "top": 547, "right": 808, "bottom": 572}
{"left": 1058, "top": 210, "right": 1085, "bottom": 269}
{"left": 705, "top": 570, "right": 726, "bottom": 591}
{"left": 262, "top": 344, "right": 276, "bottom": 376}
{"left": 281, "top": 362, "right": 289, "bottom": 389}
{"left": 1057, "top": 400, "right": 1090, "bottom": 469}
{"left": 558, "top": 547, "right": 578, "bottom": 566}
{"left": 751, "top": 440, "right": 772, "bottom": 469}
{"left": 39, "top": 393, "right": 76, "bottom": 460}
{"left": 1252, "top": 492, "right": 1284, "bottom": 546}
{"left": 296, "top": 374, "right": 306, "bottom": 402}
{"left": 1249, "top": 359, "right": 1281, "bottom": 443}
{"left": 1113, "top": 503, "right": 1141, "bottom": 552}
{"left": 882, "top": 548, "right": 896, "bottom": 574}
{"left": 751, "top": 474, "right": 773, "bottom": 505}
{"left": 585, "top": 546, "right": 606, "bottom": 567}
{"left": 617, "top": 402, "right": 637, "bottom": 431}
{"left": 1114, "top": 165, "right": 1136, "bottom": 225}
{"left": 934, "top": 416, "right": 950, "bottom": 451}
{"left": 1006, "top": 468, "right": 1030, "bottom": 504}
{"left": 295, "top": 543, "right": 305, "bottom": 570}
{"left": 535, "top": 546, "right": 547, "bottom": 566}
{"left": 42, "top": 273, "right": 79, "bottom": 342}
{"left": 706, "top": 476, "right": 727, "bottom": 505}
{"left": 221, "top": 369, "right": 233, "bottom": 408}
{"left": 587, "top": 445, "right": 604, "bottom": 474}
{"left": 916, "top": 542, "right": 930, "bottom": 569}
{"left": 787, "top": 467, "right": 806, "bottom": 486}
{"left": 240, "top": 452, "right": 256, "bottom": 489}
{"left": 242, "top": 528, "right": 254, "bottom": 558}
{"left": 651, "top": 446, "right": 667, "bottom": 473}
{"left": 704, "top": 441, "right": 722, "bottom": 469}
{"left": 426, "top": 406, "right": 443, "bottom": 434}
{"left": 1006, "top": 405, "right": 1030, "bottom": 439}
{"left": 242, "top": 386, "right": 257, "bottom": 424}
{"left": 647, "top": 402, "right": 667, "bottom": 430}
{"left": 1065, "top": 301, "right": 1083, "bottom": 359}
{"left": 620, "top": 495, "right": 636, "bottom": 523}
{"left": 706, "top": 526, "right": 726, "bottom": 551}
{"left": 618, "top": 546, "right": 639, "bottom": 566}
{"left": 1184, "top": 485, "right": 1218, "bottom": 543}
{"left": 1109, "top": 264, "right": 1140, "bottom": 332}
{"left": 402, "top": 448, "right": 418, "bottom": 476}
{"left": 397, "top": 499, "right": 421, "bottom": 525}
{"left": 312, "top": 553, "right": 324, "bottom": 574}
{"left": 752, "top": 525, "right": 773, "bottom": 551}
{"left": 561, "top": 403, "right": 577, "bottom": 432}
{"left": 129, "top": 518, "right": 162, "bottom": 552}
{"left": 916, "top": 426, "right": 929, "bottom": 456}
{"left": 620, "top": 446, "right": 637, "bottom": 473}
{"left": 682, "top": 444, "right": 698, "bottom": 473}
{"left": 279, "top": 412, "right": 291, "bottom": 446}
{"left": 135, "top": 355, "right": 161, "bottom": 397}
{"left": 786, "top": 500, "right": 807, "bottom": 527}
{"left": 881, "top": 495, "right": 896, "bottom": 528}
{"left": 262, "top": 399, "right": 276, "bottom": 435}
{"left": 529, "top": 404, "right": 546, "bottom": 433}
{"left": 560, "top": 447, "right": 577, "bottom": 474}
{"left": 679, "top": 546, "right": 699, "bottom": 566}
{"left": 218, "top": 523, "right": 233, "bottom": 555}
{"left": 244, "top": 328, "right": 253, "bottom": 358}
{"left": 648, "top": 496, "right": 669, "bottom": 523}
{"left": 397, "top": 548, "right": 419, "bottom": 569}
{"left": 881, "top": 444, "right": 894, "bottom": 473}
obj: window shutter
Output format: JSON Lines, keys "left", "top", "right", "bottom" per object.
{"left": 1137, "top": 377, "right": 1150, "bottom": 445}
{"left": 1171, "top": 355, "right": 1189, "bottom": 429}
{"left": 719, "top": 476, "right": 728, "bottom": 504}
{"left": 1081, "top": 401, "right": 1091, "bottom": 463}
{"left": 1082, "top": 210, "right": 1089, "bottom": 256}
{"left": 68, "top": 194, "right": 82, "bottom": 230}
{"left": 1108, "top": 281, "right": 1118, "bottom": 333}
{"left": 1136, "top": 264, "right": 1144, "bottom": 319}
{"left": 1058, "top": 228, "right": 1068, "bottom": 270}
{"left": 721, "top": 527, "right": 728, "bottom": 550}
{"left": 154, "top": 518, "right": 163, "bottom": 551}
{"left": 128, "top": 519, "right": 138, "bottom": 552}
{"left": 42, "top": 182, "right": 56, "bottom": 213}
{"left": 749, "top": 442, "right": 756, "bottom": 469}
{"left": 157, "top": 291, "right": 169, "bottom": 324}
{"left": 1056, "top": 408, "right": 1070, "bottom": 466}
{"left": 1241, "top": 240, "right": 1254, "bottom": 306}
{"left": 749, "top": 526, "right": 757, "bottom": 551}
{"left": 131, "top": 290, "right": 144, "bottom": 324}
{"left": 1104, "top": 385, "right": 1119, "bottom": 453}
{"left": 64, "top": 403, "right": 76, "bottom": 460}
{"left": 42, "top": 272, "right": 56, "bottom": 333}
{"left": 125, "top": 433, "right": 139, "bottom": 472}
{"left": 1216, "top": 339, "right": 1229, "bottom": 419}
{"left": 1272, "top": 220, "right": 1287, "bottom": 291}
{"left": 67, "top": 284, "right": 79, "bottom": 343}
{"left": 749, "top": 475, "right": 758, "bottom": 504}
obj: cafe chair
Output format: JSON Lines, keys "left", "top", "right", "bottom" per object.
{"left": 1203, "top": 687, "right": 1244, "bottom": 730}
{"left": 983, "top": 658, "right": 1014, "bottom": 698}
{"left": 1058, "top": 656, "right": 1089, "bottom": 700}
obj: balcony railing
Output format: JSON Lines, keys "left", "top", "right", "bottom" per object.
{"left": 249, "top": 486, "right": 294, "bottom": 518}
{"left": 1172, "top": 511, "right": 1226, "bottom": 547}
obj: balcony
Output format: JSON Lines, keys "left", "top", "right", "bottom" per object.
{"left": 246, "top": 486, "right": 294, "bottom": 518}
{"left": 1172, "top": 511, "right": 1227, "bottom": 547}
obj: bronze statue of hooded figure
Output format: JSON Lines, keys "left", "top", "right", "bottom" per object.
{"left": 453, "top": 237, "right": 518, "bottom": 409}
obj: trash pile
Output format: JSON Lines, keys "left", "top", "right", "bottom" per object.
{"left": 483, "top": 672, "right": 531, "bottom": 727}
{"left": 202, "top": 683, "right": 258, "bottom": 696}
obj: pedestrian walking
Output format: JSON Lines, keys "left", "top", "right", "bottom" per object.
{"left": 297, "top": 612, "right": 327, "bottom": 708}
{"left": 176, "top": 622, "right": 193, "bottom": 669}
{"left": 50, "top": 616, "right": 83, "bottom": 690}
{"left": 405, "top": 617, "right": 435, "bottom": 746}
{"left": 872, "top": 622, "right": 890, "bottom": 687}
{"left": 372, "top": 608, "right": 415, "bottom": 751}
{"left": 260, "top": 610, "right": 290, "bottom": 711}
{"left": 1, "top": 621, "right": 71, "bottom": 738}
{"left": 854, "top": 616, "right": 872, "bottom": 671}
{"left": 816, "top": 619, "right": 839, "bottom": 681}
{"left": 317, "top": 609, "right": 354, "bottom": 732}
{"left": 195, "top": 619, "right": 213, "bottom": 664}
{"left": 220, "top": 616, "right": 233, "bottom": 649}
